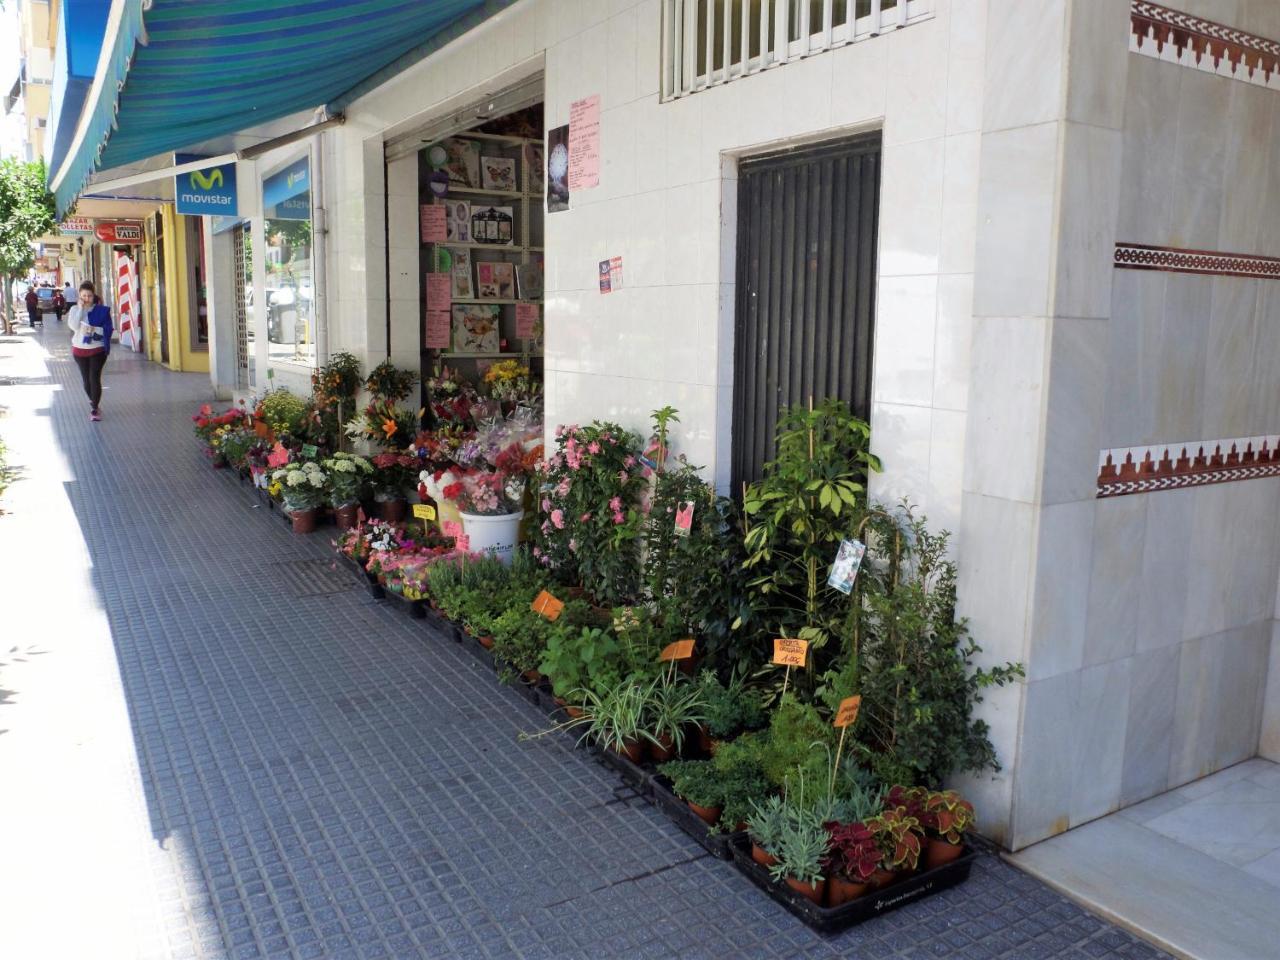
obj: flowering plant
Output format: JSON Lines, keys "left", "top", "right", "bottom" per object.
{"left": 344, "top": 399, "right": 421, "bottom": 450}
{"left": 409, "top": 424, "right": 470, "bottom": 476}
{"left": 437, "top": 412, "right": 543, "bottom": 516}
{"left": 192, "top": 403, "right": 250, "bottom": 450}
{"left": 322, "top": 452, "right": 374, "bottom": 507}
{"left": 311, "top": 351, "right": 362, "bottom": 410}
{"left": 271, "top": 461, "right": 329, "bottom": 512}
{"left": 215, "top": 426, "right": 258, "bottom": 470}
{"left": 533, "top": 421, "right": 646, "bottom": 605}
{"left": 425, "top": 366, "right": 479, "bottom": 426}
{"left": 370, "top": 453, "right": 418, "bottom": 500}
{"left": 443, "top": 471, "right": 526, "bottom": 516}
{"left": 258, "top": 389, "right": 308, "bottom": 437}
{"left": 482, "top": 360, "right": 541, "bottom": 407}
{"left": 364, "top": 360, "right": 418, "bottom": 402}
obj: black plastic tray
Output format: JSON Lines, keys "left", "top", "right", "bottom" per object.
{"left": 650, "top": 776, "right": 742, "bottom": 860}
{"left": 587, "top": 741, "right": 653, "bottom": 797}
{"left": 382, "top": 587, "right": 426, "bottom": 618}
{"left": 336, "top": 553, "right": 384, "bottom": 599}
{"left": 422, "top": 606, "right": 459, "bottom": 642}
{"left": 727, "top": 835, "right": 976, "bottom": 933}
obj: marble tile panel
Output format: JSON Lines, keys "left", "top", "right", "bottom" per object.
{"left": 982, "top": 0, "right": 1067, "bottom": 133}
{"left": 973, "top": 123, "right": 1059, "bottom": 319}
{"left": 605, "top": 5, "right": 639, "bottom": 109}
{"left": 882, "top": 13, "right": 948, "bottom": 146}
{"left": 947, "top": 680, "right": 1022, "bottom": 847}
{"left": 1242, "top": 0, "right": 1280, "bottom": 37}
{"left": 926, "top": 408, "right": 966, "bottom": 540}
{"left": 1242, "top": 847, "right": 1280, "bottom": 890}
{"left": 1135, "top": 487, "right": 1194, "bottom": 653}
{"left": 1152, "top": 274, "right": 1210, "bottom": 444}
{"left": 1213, "top": 621, "right": 1271, "bottom": 766}
{"left": 1144, "top": 777, "right": 1280, "bottom": 867}
{"left": 1011, "top": 672, "right": 1079, "bottom": 847}
{"left": 1026, "top": 500, "right": 1094, "bottom": 682}
{"left": 868, "top": 401, "right": 933, "bottom": 515}
{"left": 1115, "top": 59, "right": 1180, "bottom": 242}
{"left": 1169, "top": 632, "right": 1226, "bottom": 787}
{"left": 1065, "top": 0, "right": 1130, "bottom": 130}
{"left": 662, "top": 92, "right": 705, "bottom": 190}
{"left": 945, "top": 0, "right": 987, "bottom": 136}
{"left": 1169, "top": 757, "right": 1278, "bottom": 802}
{"left": 877, "top": 137, "right": 945, "bottom": 277}
{"left": 1117, "top": 784, "right": 1188, "bottom": 824}
{"left": 872, "top": 275, "right": 938, "bottom": 406}
{"left": 938, "top": 131, "right": 981, "bottom": 276}
{"left": 1248, "top": 758, "right": 1280, "bottom": 789}
{"left": 633, "top": 0, "right": 661, "bottom": 99}
{"left": 1202, "top": 277, "right": 1260, "bottom": 442}
{"left": 1248, "top": 284, "right": 1280, "bottom": 430}
{"left": 1054, "top": 124, "right": 1123, "bottom": 321}
{"left": 1218, "top": 81, "right": 1275, "bottom": 253}
{"left": 955, "top": 492, "right": 1037, "bottom": 665}
{"left": 1083, "top": 494, "right": 1146, "bottom": 667}
{"left": 962, "top": 316, "right": 1048, "bottom": 504}
{"left": 1102, "top": 268, "right": 1167, "bottom": 449}
{"left": 932, "top": 274, "right": 974, "bottom": 413}
{"left": 1070, "top": 658, "right": 1132, "bottom": 827}
{"left": 1120, "top": 644, "right": 1181, "bottom": 806}
{"left": 600, "top": 101, "right": 640, "bottom": 203}
{"left": 1042, "top": 317, "right": 1108, "bottom": 505}
{"left": 1262, "top": 623, "right": 1280, "bottom": 761}
{"left": 1169, "top": 70, "right": 1230, "bottom": 250}
{"left": 829, "top": 25, "right": 889, "bottom": 128}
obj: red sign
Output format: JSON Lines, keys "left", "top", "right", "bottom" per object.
{"left": 94, "top": 222, "right": 143, "bottom": 243}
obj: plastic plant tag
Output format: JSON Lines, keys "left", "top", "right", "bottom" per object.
{"left": 658, "top": 639, "right": 696, "bottom": 662}
{"left": 441, "top": 520, "right": 463, "bottom": 538}
{"left": 300, "top": 443, "right": 318, "bottom": 459}
{"left": 827, "top": 539, "right": 866, "bottom": 595}
{"left": 834, "top": 695, "right": 862, "bottom": 728}
{"left": 674, "top": 501, "right": 694, "bottom": 537}
{"left": 531, "top": 590, "right": 564, "bottom": 621}
{"left": 412, "top": 503, "right": 436, "bottom": 521}
{"left": 772, "top": 638, "right": 809, "bottom": 667}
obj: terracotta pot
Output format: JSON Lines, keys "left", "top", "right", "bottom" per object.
{"left": 334, "top": 504, "right": 359, "bottom": 529}
{"left": 686, "top": 800, "right": 722, "bottom": 826}
{"left": 870, "top": 868, "right": 901, "bottom": 889}
{"left": 615, "top": 739, "right": 645, "bottom": 765}
{"left": 695, "top": 725, "right": 715, "bottom": 756}
{"left": 648, "top": 733, "right": 675, "bottom": 763}
{"left": 751, "top": 843, "right": 778, "bottom": 868}
{"left": 784, "top": 877, "right": 826, "bottom": 905}
{"left": 253, "top": 419, "right": 272, "bottom": 440}
{"left": 826, "top": 874, "right": 871, "bottom": 907}
{"left": 564, "top": 705, "right": 585, "bottom": 719}
{"left": 379, "top": 498, "right": 407, "bottom": 522}
{"left": 521, "top": 669, "right": 542, "bottom": 684}
{"left": 477, "top": 635, "right": 494, "bottom": 650}
{"left": 925, "top": 838, "right": 964, "bottom": 869}
{"left": 290, "top": 508, "right": 318, "bottom": 534}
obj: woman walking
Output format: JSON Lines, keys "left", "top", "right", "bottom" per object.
{"left": 66, "top": 281, "right": 113, "bottom": 421}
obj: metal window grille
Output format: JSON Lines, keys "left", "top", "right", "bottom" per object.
{"left": 731, "top": 133, "right": 881, "bottom": 492}
{"left": 661, "top": 0, "right": 934, "bottom": 100}
{"left": 233, "top": 225, "right": 250, "bottom": 390}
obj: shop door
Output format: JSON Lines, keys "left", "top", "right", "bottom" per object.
{"left": 731, "top": 134, "right": 881, "bottom": 491}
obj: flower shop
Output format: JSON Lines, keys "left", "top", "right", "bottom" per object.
{"left": 190, "top": 354, "right": 1022, "bottom": 931}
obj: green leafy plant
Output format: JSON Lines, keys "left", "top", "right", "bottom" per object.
{"left": 767, "top": 803, "right": 830, "bottom": 888}
{"left": 659, "top": 738, "right": 769, "bottom": 832}
{"left": 539, "top": 624, "right": 620, "bottom": 699}
{"left": 656, "top": 759, "right": 721, "bottom": 808}
{"left": 887, "top": 785, "right": 974, "bottom": 844}
{"left": 365, "top": 360, "right": 418, "bottom": 403}
{"left": 490, "top": 606, "right": 549, "bottom": 677}
{"left": 746, "top": 794, "right": 788, "bottom": 857}
{"left": 866, "top": 806, "right": 922, "bottom": 873}
{"left": 644, "top": 672, "right": 708, "bottom": 755}
{"left": 698, "top": 670, "right": 768, "bottom": 740}
{"left": 569, "top": 677, "right": 657, "bottom": 753}
{"left": 759, "top": 695, "right": 836, "bottom": 793}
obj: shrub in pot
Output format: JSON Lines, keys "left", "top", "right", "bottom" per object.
{"left": 539, "top": 624, "right": 620, "bottom": 703}
{"left": 824, "top": 822, "right": 880, "bottom": 906}
{"left": 490, "top": 606, "right": 551, "bottom": 682}
{"left": 659, "top": 741, "right": 768, "bottom": 830}
{"left": 271, "top": 461, "right": 329, "bottom": 533}
{"left": 767, "top": 806, "right": 830, "bottom": 905}
{"left": 697, "top": 670, "right": 767, "bottom": 751}
{"left": 746, "top": 794, "right": 787, "bottom": 868}
{"left": 656, "top": 759, "right": 723, "bottom": 825}
{"left": 866, "top": 806, "right": 922, "bottom": 887}
{"left": 568, "top": 678, "right": 655, "bottom": 763}
{"left": 887, "top": 785, "right": 974, "bottom": 868}
{"left": 644, "top": 672, "right": 707, "bottom": 762}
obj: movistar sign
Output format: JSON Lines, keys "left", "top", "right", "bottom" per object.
{"left": 174, "top": 153, "right": 238, "bottom": 216}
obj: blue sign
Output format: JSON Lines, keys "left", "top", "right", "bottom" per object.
{"left": 175, "top": 153, "right": 238, "bottom": 216}
{"left": 262, "top": 156, "right": 310, "bottom": 211}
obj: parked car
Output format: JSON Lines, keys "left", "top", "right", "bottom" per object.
{"left": 36, "top": 287, "right": 59, "bottom": 322}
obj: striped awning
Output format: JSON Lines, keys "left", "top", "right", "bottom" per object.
{"left": 51, "top": 0, "right": 511, "bottom": 216}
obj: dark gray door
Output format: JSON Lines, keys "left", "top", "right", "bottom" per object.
{"left": 731, "top": 134, "right": 881, "bottom": 491}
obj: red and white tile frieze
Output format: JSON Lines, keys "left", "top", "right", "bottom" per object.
{"left": 1130, "top": 1, "right": 1280, "bottom": 91}
{"left": 1097, "top": 435, "right": 1280, "bottom": 498}
{"left": 1114, "top": 242, "right": 1280, "bottom": 280}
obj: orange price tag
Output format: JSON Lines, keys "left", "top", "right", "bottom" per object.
{"left": 531, "top": 590, "right": 564, "bottom": 621}
{"left": 772, "top": 638, "right": 809, "bottom": 668}
{"left": 658, "top": 639, "right": 696, "bottom": 662}
{"left": 834, "top": 695, "right": 862, "bottom": 728}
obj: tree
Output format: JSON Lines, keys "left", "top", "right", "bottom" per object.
{"left": 0, "top": 158, "right": 56, "bottom": 334}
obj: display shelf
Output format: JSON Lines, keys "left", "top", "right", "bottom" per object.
{"left": 425, "top": 241, "right": 526, "bottom": 252}
{"left": 449, "top": 298, "right": 535, "bottom": 305}
{"left": 435, "top": 351, "right": 542, "bottom": 359}
{"left": 444, "top": 186, "right": 523, "bottom": 199}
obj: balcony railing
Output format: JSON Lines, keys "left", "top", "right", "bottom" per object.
{"left": 661, "top": 0, "right": 935, "bottom": 100}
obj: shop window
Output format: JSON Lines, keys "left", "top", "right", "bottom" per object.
{"left": 731, "top": 133, "right": 881, "bottom": 491}
{"left": 262, "top": 154, "right": 315, "bottom": 367}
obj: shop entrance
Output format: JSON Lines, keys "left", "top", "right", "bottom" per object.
{"left": 730, "top": 134, "right": 882, "bottom": 491}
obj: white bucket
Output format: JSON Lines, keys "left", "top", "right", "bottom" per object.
{"left": 460, "top": 510, "right": 524, "bottom": 564}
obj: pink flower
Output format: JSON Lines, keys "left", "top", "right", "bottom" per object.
{"left": 541, "top": 498, "right": 551, "bottom": 512}
{"left": 624, "top": 456, "right": 636, "bottom": 468}
{"left": 609, "top": 496, "right": 622, "bottom": 512}
{"left": 588, "top": 441, "right": 601, "bottom": 454}
{"left": 532, "top": 546, "right": 542, "bottom": 557}
{"left": 580, "top": 512, "right": 592, "bottom": 523}
{"left": 540, "top": 520, "right": 550, "bottom": 534}
{"left": 556, "top": 478, "right": 572, "bottom": 497}
{"left": 550, "top": 509, "right": 565, "bottom": 529}
{"left": 613, "top": 511, "right": 625, "bottom": 525}
{"left": 568, "top": 538, "right": 578, "bottom": 553}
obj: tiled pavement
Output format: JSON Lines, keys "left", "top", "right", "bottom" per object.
{"left": 0, "top": 323, "right": 1171, "bottom": 960}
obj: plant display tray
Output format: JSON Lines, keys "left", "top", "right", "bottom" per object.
{"left": 650, "top": 776, "right": 742, "bottom": 860}
{"left": 459, "top": 633, "right": 497, "bottom": 671}
{"left": 727, "top": 835, "right": 976, "bottom": 933}
{"left": 336, "top": 553, "right": 384, "bottom": 599}
{"left": 382, "top": 588, "right": 426, "bottom": 619}
{"left": 422, "top": 607, "right": 460, "bottom": 642}
{"left": 588, "top": 742, "right": 653, "bottom": 797}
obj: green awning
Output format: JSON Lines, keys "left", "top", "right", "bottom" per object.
{"left": 52, "top": 0, "right": 514, "bottom": 216}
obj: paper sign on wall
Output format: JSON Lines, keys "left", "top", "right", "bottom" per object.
{"left": 516, "top": 303, "right": 539, "bottom": 339}
{"left": 567, "top": 95, "right": 601, "bottom": 191}
{"left": 420, "top": 204, "right": 447, "bottom": 243}
{"left": 412, "top": 503, "right": 437, "bottom": 521}
{"left": 425, "top": 309, "right": 451, "bottom": 349}
{"left": 531, "top": 590, "right": 565, "bottom": 621}
{"left": 772, "top": 638, "right": 809, "bottom": 667}
{"left": 426, "top": 273, "right": 452, "bottom": 310}
{"left": 834, "top": 695, "right": 862, "bottom": 728}
{"left": 658, "top": 639, "right": 696, "bottom": 662}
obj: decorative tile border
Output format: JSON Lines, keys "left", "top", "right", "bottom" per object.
{"left": 1130, "top": 1, "right": 1280, "bottom": 91}
{"left": 1097, "top": 435, "right": 1280, "bottom": 498}
{"left": 1114, "top": 242, "right": 1280, "bottom": 280}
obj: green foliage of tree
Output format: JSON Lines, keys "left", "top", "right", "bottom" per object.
{"left": 0, "top": 158, "right": 56, "bottom": 331}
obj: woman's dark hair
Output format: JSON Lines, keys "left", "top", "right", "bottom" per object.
{"left": 79, "top": 280, "right": 95, "bottom": 294}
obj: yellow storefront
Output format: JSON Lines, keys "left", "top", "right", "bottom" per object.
{"left": 142, "top": 204, "right": 209, "bottom": 374}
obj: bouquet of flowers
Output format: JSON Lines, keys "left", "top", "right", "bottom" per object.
{"left": 271, "top": 461, "right": 329, "bottom": 513}
{"left": 365, "top": 361, "right": 418, "bottom": 403}
{"left": 482, "top": 359, "right": 542, "bottom": 408}
{"left": 425, "top": 366, "right": 479, "bottom": 426}
{"left": 370, "top": 452, "right": 419, "bottom": 501}
{"left": 323, "top": 452, "right": 374, "bottom": 508}
{"left": 437, "top": 411, "right": 544, "bottom": 516}
{"left": 344, "top": 399, "right": 422, "bottom": 450}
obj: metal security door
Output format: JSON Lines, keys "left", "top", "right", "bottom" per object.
{"left": 731, "top": 134, "right": 881, "bottom": 491}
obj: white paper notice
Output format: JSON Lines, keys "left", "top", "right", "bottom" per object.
{"left": 567, "top": 95, "right": 601, "bottom": 191}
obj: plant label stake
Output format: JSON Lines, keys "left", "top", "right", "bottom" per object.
{"left": 658, "top": 639, "right": 695, "bottom": 662}
{"left": 830, "top": 694, "right": 862, "bottom": 794}
{"left": 531, "top": 590, "right": 564, "bottom": 621}
{"left": 301, "top": 443, "right": 318, "bottom": 459}
{"left": 412, "top": 503, "right": 437, "bottom": 521}
{"left": 772, "top": 638, "right": 809, "bottom": 698}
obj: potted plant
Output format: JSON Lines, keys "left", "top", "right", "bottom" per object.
{"left": 259, "top": 389, "right": 308, "bottom": 440}
{"left": 489, "top": 605, "right": 549, "bottom": 683}
{"left": 323, "top": 452, "right": 373, "bottom": 528}
{"left": 767, "top": 806, "right": 829, "bottom": 905}
{"left": 866, "top": 806, "right": 922, "bottom": 887}
{"left": 746, "top": 794, "right": 787, "bottom": 868}
{"left": 370, "top": 453, "right": 417, "bottom": 521}
{"left": 887, "top": 786, "right": 974, "bottom": 868}
{"left": 657, "top": 759, "right": 723, "bottom": 825}
{"left": 644, "top": 672, "right": 707, "bottom": 762}
{"left": 271, "top": 461, "right": 329, "bottom": 533}
{"left": 539, "top": 624, "right": 619, "bottom": 708}
{"left": 696, "top": 670, "right": 767, "bottom": 753}
{"left": 824, "top": 821, "right": 880, "bottom": 906}
{"left": 570, "top": 678, "right": 655, "bottom": 764}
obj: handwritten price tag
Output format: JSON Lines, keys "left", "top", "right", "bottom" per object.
{"left": 658, "top": 639, "right": 695, "bottom": 662}
{"left": 834, "top": 695, "right": 862, "bottom": 728}
{"left": 454, "top": 534, "right": 470, "bottom": 552}
{"left": 772, "top": 638, "right": 809, "bottom": 668}
{"left": 412, "top": 503, "right": 436, "bottom": 521}
{"left": 531, "top": 590, "right": 564, "bottom": 621}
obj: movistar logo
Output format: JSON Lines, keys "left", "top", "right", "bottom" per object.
{"left": 190, "top": 168, "right": 223, "bottom": 191}
{"left": 287, "top": 170, "right": 306, "bottom": 189}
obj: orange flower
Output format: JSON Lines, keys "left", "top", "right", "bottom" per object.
{"left": 381, "top": 417, "right": 398, "bottom": 439}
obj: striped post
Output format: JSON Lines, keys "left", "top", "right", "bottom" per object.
{"left": 116, "top": 252, "right": 141, "bottom": 351}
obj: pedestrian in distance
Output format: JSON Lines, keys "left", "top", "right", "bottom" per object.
{"left": 52, "top": 286, "right": 65, "bottom": 321}
{"left": 24, "top": 285, "right": 39, "bottom": 327}
{"left": 66, "top": 280, "right": 113, "bottom": 421}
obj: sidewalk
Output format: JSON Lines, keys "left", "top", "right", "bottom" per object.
{"left": 0, "top": 322, "right": 1171, "bottom": 960}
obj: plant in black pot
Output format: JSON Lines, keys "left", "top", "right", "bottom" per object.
{"left": 644, "top": 671, "right": 707, "bottom": 762}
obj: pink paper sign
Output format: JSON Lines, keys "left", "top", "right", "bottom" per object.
{"left": 516, "top": 303, "right": 539, "bottom": 339}
{"left": 454, "top": 534, "right": 471, "bottom": 552}
{"left": 420, "top": 204, "right": 447, "bottom": 243}
{"left": 442, "top": 520, "right": 462, "bottom": 538}
{"left": 567, "top": 95, "right": 601, "bottom": 191}
{"left": 426, "top": 272, "right": 452, "bottom": 310}
{"left": 425, "top": 308, "right": 450, "bottom": 349}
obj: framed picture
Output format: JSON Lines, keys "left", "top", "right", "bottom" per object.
{"left": 516, "top": 260, "right": 544, "bottom": 300}
{"left": 469, "top": 205, "right": 514, "bottom": 246}
{"left": 476, "top": 261, "right": 516, "bottom": 300}
{"left": 446, "top": 247, "right": 474, "bottom": 299}
{"left": 480, "top": 156, "right": 517, "bottom": 192}
{"left": 439, "top": 138, "right": 481, "bottom": 188}
{"left": 525, "top": 142, "right": 545, "bottom": 193}
{"left": 444, "top": 200, "right": 471, "bottom": 243}
{"left": 452, "top": 304, "right": 501, "bottom": 354}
